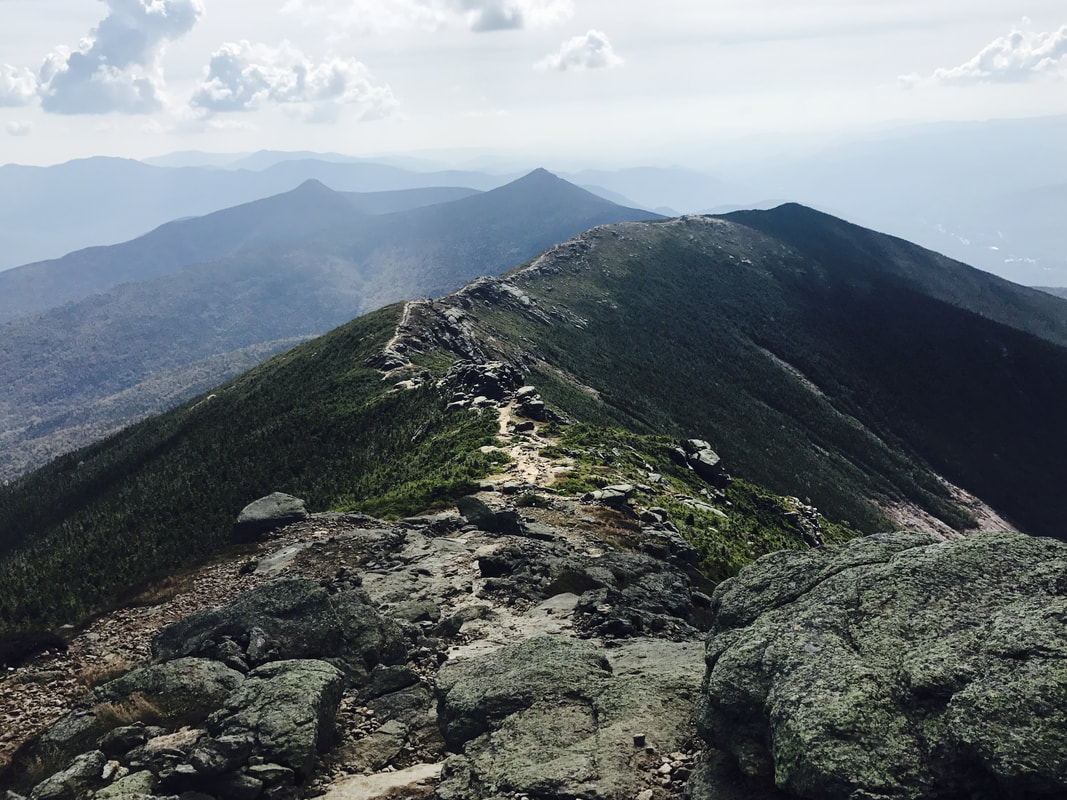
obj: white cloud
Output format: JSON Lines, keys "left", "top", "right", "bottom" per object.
{"left": 0, "top": 64, "right": 37, "bottom": 107}
{"left": 901, "top": 20, "right": 1067, "bottom": 87}
{"left": 191, "top": 41, "right": 398, "bottom": 122}
{"left": 280, "top": 0, "right": 571, "bottom": 34}
{"left": 37, "top": 0, "right": 204, "bottom": 114}
{"left": 5, "top": 120, "right": 33, "bottom": 136}
{"left": 535, "top": 29, "right": 623, "bottom": 72}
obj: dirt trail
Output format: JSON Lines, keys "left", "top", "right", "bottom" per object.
{"left": 488, "top": 402, "right": 571, "bottom": 488}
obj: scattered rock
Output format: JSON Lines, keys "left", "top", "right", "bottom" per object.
{"left": 12, "top": 658, "right": 242, "bottom": 782}
{"left": 93, "top": 769, "right": 156, "bottom": 800}
{"left": 27, "top": 750, "right": 106, "bottom": 800}
{"left": 442, "top": 360, "right": 523, "bottom": 404}
{"left": 212, "top": 771, "right": 264, "bottom": 800}
{"left": 151, "top": 578, "right": 406, "bottom": 685}
{"left": 681, "top": 440, "right": 727, "bottom": 487}
{"left": 97, "top": 724, "right": 149, "bottom": 757}
{"left": 455, "top": 497, "right": 522, "bottom": 535}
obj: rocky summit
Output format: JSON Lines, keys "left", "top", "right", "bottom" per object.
{"left": 4, "top": 399, "right": 1063, "bottom": 800}
{"left": 0, "top": 405, "right": 741, "bottom": 800}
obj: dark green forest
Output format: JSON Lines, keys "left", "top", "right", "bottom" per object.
{"left": 0, "top": 304, "right": 501, "bottom": 632}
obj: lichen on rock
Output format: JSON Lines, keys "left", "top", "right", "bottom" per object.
{"left": 696, "top": 530, "right": 1067, "bottom": 800}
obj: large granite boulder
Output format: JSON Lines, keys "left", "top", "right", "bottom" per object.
{"left": 151, "top": 577, "right": 406, "bottom": 684}
{"left": 696, "top": 530, "right": 1067, "bottom": 800}
{"left": 435, "top": 637, "right": 702, "bottom": 800}
{"left": 232, "top": 493, "right": 308, "bottom": 542}
{"left": 436, "top": 636, "right": 612, "bottom": 746}
{"left": 206, "top": 659, "right": 344, "bottom": 780}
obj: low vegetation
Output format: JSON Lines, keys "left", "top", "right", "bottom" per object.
{"left": 538, "top": 423, "right": 854, "bottom": 581}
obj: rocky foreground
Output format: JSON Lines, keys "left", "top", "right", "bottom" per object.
{"left": 3, "top": 404, "right": 1067, "bottom": 800}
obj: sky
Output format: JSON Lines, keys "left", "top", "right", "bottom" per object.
{"left": 1, "top": 0, "right": 1067, "bottom": 167}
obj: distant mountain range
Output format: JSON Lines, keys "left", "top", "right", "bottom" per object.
{"left": 0, "top": 170, "right": 657, "bottom": 481}
{"left": 0, "top": 181, "right": 480, "bottom": 323}
{"left": 8, "top": 115, "right": 1067, "bottom": 287}
{"left": 0, "top": 157, "right": 517, "bottom": 270}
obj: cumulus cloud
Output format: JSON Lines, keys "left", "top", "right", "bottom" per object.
{"left": 0, "top": 65, "right": 38, "bottom": 107}
{"left": 37, "top": 0, "right": 204, "bottom": 114}
{"left": 280, "top": 0, "right": 571, "bottom": 34}
{"left": 5, "top": 120, "right": 33, "bottom": 136}
{"left": 463, "top": 0, "right": 523, "bottom": 32}
{"left": 191, "top": 41, "right": 398, "bottom": 122}
{"left": 535, "top": 29, "right": 623, "bottom": 72}
{"left": 901, "top": 20, "right": 1067, "bottom": 87}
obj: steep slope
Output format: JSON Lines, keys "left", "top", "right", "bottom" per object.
{"left": 0, "top": 408, "right": 843, "bottom": 798}
{"left": 0, "top": 171, "right": 654, "bottom": 481}
{"left": 0, "top": 181, "right": 479, "bottom": 324}
{"left": 726, "top": 203, "right": 1067, "bottom": 348}
{"left": 1036, "top": 286, "right": 1067, "bottom": 300}
{"left": 0, "top": 309, "right": 838, "bottom": 637}
{"left": 0, "top": 304, "right": 502, "bottom": 629}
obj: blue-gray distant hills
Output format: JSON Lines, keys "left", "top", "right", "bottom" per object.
{"left": 0, "top": 180, "right": 481, "bottom": 323}
{"left": 0, "top": 170, "right": 658, "bottom": 480}
{"left": 0, "top": 156, "right": 516, "bottom": 271}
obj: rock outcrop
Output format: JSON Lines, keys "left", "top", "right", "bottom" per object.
{"left": 15, "top": 415, "right": 1057, "bottom": 800}
{"left": 150, "top": 576, "right": 406, "bottom": 684}
{"left": 232, "top": 493, "right": 309, "bottom": 542}
{"left": 435, "top": 636, "right": 702, "bottom": 800}
{"left": 206, "top": 659, "right": 344, "bottom": 780}
{"left": 696, "top": 530, "right": 1067, "bottom": 800}
{"left": 19, "top": 658, "right": 244, "bottom": 777}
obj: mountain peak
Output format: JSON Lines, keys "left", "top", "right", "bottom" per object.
{"left": 512, "top": 167, "right": 564, "bottom": 186}
{"left": 293, "top": 177, "right": 335, "bottom": 194}
{"left": 483, "top": 168, "right": 650, "bottom": 214}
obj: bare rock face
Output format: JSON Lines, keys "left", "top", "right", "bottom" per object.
{"left": 696, "top": 530, "right": 1067, "bottom": 800}
{"left": 436, "top": 636, "right": 613, "bottom": 747}
{"left": 150, "top": 577, "right": 407, "bottom": 684}
{"left": 232, "top": 493, "right": 309, "bottom": 542}
{"left": 435, "top": 636, "right": 703, "bottom": 800}
{"left": 206, "top": 659, "right": 344, "bottom": 780}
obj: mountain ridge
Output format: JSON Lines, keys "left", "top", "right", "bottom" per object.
{"left": 0, "top": 171, "right": 658, "bottom": 483}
